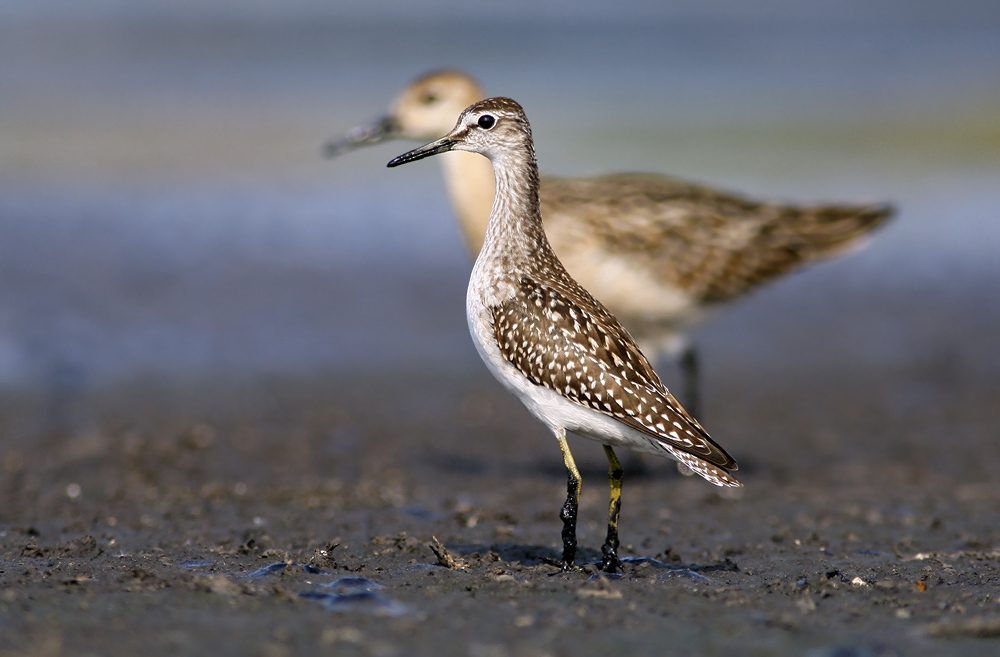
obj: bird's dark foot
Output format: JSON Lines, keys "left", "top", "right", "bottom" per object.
{"left": 600, "top": 542, "right": 622, "bottom": 573}
{"left": 541, "top": 556, "right": 579, "bottom": 573}
{"left": 542, "top": 555, "right": 581, "bottom": 574}
{"left": 559, "top": 538, "right": 577, "bottom": 572}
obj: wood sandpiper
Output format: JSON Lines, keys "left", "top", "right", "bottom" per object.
{"left": 388, "top": 97, "right": 741, "bottom": 572}
{"left": 330, "top": 69, "right": 894, "bottom": 417}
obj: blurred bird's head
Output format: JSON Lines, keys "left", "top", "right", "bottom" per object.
{"left": 324, "top": 69, "right": 484, "bottom": 157}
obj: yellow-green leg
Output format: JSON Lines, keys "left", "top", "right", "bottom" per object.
{"left": 601, "top": 445, "right": 624, "bottom": 573}
{"left": 556, "top": 429, "right": 582, "bottom": 570}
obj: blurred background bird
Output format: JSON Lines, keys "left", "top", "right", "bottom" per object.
{"left": 327, "top": 69, "right": 894, "bottom": 416}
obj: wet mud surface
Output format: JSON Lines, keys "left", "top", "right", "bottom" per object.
{"left": 2, "top": 349, "right": 999, "bottom": 657}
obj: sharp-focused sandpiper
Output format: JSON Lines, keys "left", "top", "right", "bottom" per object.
{"left": 388, "top": 97, "right": 741, "bottom": 572}
{"left": 330, "top": 70, "right": 894, "bottom": 416}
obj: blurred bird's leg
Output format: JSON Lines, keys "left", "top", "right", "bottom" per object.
{"left": 678, "top": 343, "right": 701, "bottom": 419}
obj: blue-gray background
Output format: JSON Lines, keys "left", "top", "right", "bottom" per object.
{"left": 1, "top": 0, "right": 998, "bottom": 392}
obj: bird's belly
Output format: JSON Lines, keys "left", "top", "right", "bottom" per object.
{"left": 558, "top": 247, "right": 708, "bottom": 334}
{"left": 519, "top": 384, "right": 671, "bottom": 455}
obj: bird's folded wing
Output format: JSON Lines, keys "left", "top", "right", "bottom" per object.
{"left": 493, "top": 276, "right": 737, "bottom": 471}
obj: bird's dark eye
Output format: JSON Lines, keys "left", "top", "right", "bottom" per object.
{"left": 477, "top": 114, "right": 496, "bottom": 130}
{"left": 422, "top": 93, "right": 438, "bottom": 104}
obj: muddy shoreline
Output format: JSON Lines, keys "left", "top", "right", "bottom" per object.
{"left": 2, "top": 360, "right": 999, "bottom": 656}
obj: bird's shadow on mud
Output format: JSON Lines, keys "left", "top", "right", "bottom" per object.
{"left": 444, "top": 541, "right": 739, "bottom": 575}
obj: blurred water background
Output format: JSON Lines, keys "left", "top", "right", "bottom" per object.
{"left": 1, "top": 0, "right": 998, "bottom": 401}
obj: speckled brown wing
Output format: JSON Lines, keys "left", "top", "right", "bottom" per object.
{"left": 540, "top": 173, "right": 893, "bottom": 302}
{"left": 696, "top": 202, "right": 893, "bottom": 301}
{"left": 491, "top": 276, "right": 738, "bottom": 472}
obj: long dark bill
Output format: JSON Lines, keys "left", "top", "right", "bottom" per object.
{"left": 386, "top": 137, "right": 458, "bottom": 168}
{"left": 323, "top": 116, "right": 399, "bottom": 159}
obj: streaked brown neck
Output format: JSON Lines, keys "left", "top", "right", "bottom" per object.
{"left": 478, "top": 138, "right": 551, "bottom": 276}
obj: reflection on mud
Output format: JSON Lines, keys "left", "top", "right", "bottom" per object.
{"left": 302, "top": 577, "right": 409, "bottom": 616}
